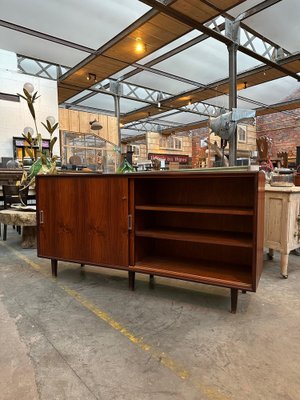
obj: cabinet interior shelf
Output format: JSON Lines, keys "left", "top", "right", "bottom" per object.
{"left": 132, "top": 256, "right": 252, "bottom": 289}
{"left": 135, "top": 204, "right": 254, "bottom": 216}
{"left": 135, "top": 228, "right": 252, "bottom": 248}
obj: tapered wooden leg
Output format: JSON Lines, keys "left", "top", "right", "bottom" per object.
{"left": 280, "top": 253, "right": 289, "bottom": 278}
{"left": 267, "top": 248, "right": 274, "bottom": 260}
{"left": 51, "top": 259, "right": 58, "bottom": 277}
{"left": 3, "top": 225, "right": 7, "bottom": 241}
{"left": 128, "top": 271, "right": 135, "bottom": 291}
{"left": 149, "top": 274, "right": 155, "bottom": 289}
{"left": 230, "top": 288, "right": 238, "bottom": 314}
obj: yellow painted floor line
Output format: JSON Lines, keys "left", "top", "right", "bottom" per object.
{"left": 0, "top": 241, "right": 231, "bottom": 400}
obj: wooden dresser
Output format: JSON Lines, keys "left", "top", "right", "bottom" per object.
{"left": 36, "top": 171, "right": 265, "bottom": 313}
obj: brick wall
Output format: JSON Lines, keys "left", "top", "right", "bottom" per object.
{"left": 256, "top": 89, "right": 300, "bottom": 161}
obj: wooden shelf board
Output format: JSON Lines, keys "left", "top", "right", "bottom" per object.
{"left": 132, "top": 256, "right": 253, "bottom": 289}
{"left": 135, "top": 204, "right": 254, "bottom": 216}
{"left": 135, "top": 228, "right": 252, "bottom": 248}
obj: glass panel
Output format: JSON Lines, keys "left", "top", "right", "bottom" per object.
{"left": 138, "top": 30, "right": 200, "bottom": 65}
{"left": 120, "top": 97, "right": 151, "bottom": 113}
{"left": 154, "top": 38, "right": 229, "bottom": 85}
{"left": 126, "top": 71, "right": 197, "bottom": 94}
{"left": 61, "top": 131, "right": 118, "bottom": 173}
{"left": 79, "top": 93, "right": 115, "bottom": 112}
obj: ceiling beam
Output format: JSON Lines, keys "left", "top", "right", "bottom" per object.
{"left": 0, "top": 19, "right": 95, "bottom": 53}
{"left": 138, "top": 0, "right": 300, "bottom": 82}
{"left": 235, "top": 0, "right": 282, "bottom": 21}
{"left": 121, "top": 52, "right": 300, "bottom": 124}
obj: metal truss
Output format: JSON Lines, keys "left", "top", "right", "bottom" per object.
{"left": 123, "top": 116, "right": 182, "bottom": 133}
{"left": 181, "top": 101, "right": 224, "bottom": 117}
{"left": 16, "top": 55, "right": 223, "bottom": 119}
{"left": 147, "top": 1, "right": 291, "bottom": 63}
{"left": 17, "top": 55, "right": 69, "bottom": 80}
{"left": 221, "top": 16, "right": 290, "bottom": 61}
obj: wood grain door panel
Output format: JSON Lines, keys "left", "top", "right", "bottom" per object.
{"left": 37, "top": 176, "right": 128, "bottom": 267}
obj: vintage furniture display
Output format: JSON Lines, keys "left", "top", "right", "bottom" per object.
{"left": 264, "top": 185, "right": 300, "bottom": 277}
{"left": 36, "top": 171, "right": 265, "bottom": 313}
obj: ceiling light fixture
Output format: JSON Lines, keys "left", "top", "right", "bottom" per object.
{"left": 157, "top": 91, "right": 163, "bottom": 108}
{"left": 89, "top": 120, "right": 103, "bottom": 130}
{"left": 188, "top": 99, "right": 192, "bottom": 106}
{"left": 87, "top": 73, "right": 97, "bottom": 82}
{"left": 135, "top": 37, "right": 146, "bottom": 53}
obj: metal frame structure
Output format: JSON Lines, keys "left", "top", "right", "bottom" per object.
{"left": 3, "top": 0, "right": 300, "bottom": 163}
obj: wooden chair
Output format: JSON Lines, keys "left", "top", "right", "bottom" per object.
{"left": 2, "top": 185, "right": 29, "bottom": 241}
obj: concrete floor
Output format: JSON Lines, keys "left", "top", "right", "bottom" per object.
{"left": 0, "top": 228, "right": 299, "bottom": 400}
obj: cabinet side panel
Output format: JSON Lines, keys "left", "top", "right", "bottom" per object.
{"left": 254, "top": 172, "right": 265, "bottom": 289}
{"left": 265, "top": 198, "right": 283, "bottom": 244}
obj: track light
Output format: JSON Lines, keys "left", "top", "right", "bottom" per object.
{"left": 157, "top": 91, "right": 163, "bottom": 108}
{"left": 86, "top": 73, "right": 97, "bottom": 82}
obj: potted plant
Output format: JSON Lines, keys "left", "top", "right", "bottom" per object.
{"left": 17, "top": 82, "right": 59, "bottom": 189}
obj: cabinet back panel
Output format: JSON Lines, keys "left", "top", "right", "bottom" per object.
{"left": 135, "top": 238, "right": 252, "bottom": 267}
{"left": 134, "top": 176, "right": 255, "bottom": 208}
{"left": 135, "top": 211, "right": 253, "bottom": 234}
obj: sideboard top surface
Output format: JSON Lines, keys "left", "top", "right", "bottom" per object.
{"left": 37, "top": 170, "right": 264, "bottom": 181}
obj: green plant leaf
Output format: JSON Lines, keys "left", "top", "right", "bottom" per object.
{"left": 17, "top": 93, "right": 29, "bottom": 101}
{"left": 40, "top": 154, "right": 48, "bottom": 164}
{"left": 22, "top": 133, "right": 33, "bottom": 145}
{"left": 50, "top": 137, "right": 57, "bottom": 152}
{"left": 29, "top": 158, "right": 42, "bottom": 179}
{"left": 23, "top": 88, "right": 33, "bottom": 100}
{"left": 28, "top": 102, "right": 36, "bottom": 120}
{"left": 52, "top": 122, "right": 59, "bottom": 132}
{"left": 41, "top": 122, "right": 49, "bottom": 132}
{"left": 32, "top": 92, "right": 40, "bottom": 102}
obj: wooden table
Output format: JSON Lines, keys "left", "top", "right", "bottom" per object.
{"left": 264, "top": 184, "right": 300, "bottom": 277}
{"left": 0, "top": 209, "right": 36, "bottom": 248}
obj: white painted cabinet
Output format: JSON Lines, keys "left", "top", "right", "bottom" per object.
{"left": 264, "top": 185, "right": 300, "bottom": 277}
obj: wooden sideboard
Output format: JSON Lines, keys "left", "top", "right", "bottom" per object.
{"left": 36, "top": 171, "right": 265, "bottom": 313}
{"left": 264, "top": 184, "right": 300, "bottom": 277}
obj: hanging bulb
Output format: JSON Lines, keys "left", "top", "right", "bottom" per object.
{"left": 23, "top": 82, "right": 34, "bottom": 94}
{"left": 23, "top": 126, "right": 34, "bottom": 136}
{"left": 46, "top": 116, "right": 56, "bottom": 125}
